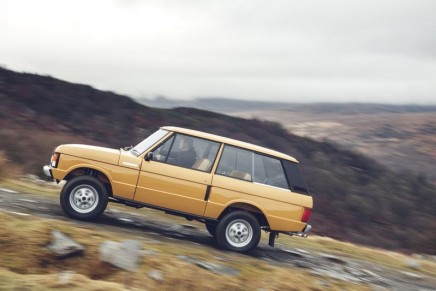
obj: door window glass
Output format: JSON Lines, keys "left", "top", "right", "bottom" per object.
{"left": 152, "top": 133, "right": 220, "bottom": 172}
{"left": 216, "top": 146, "right": 253, "bottom": 181}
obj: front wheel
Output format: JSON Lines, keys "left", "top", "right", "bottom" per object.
{"left": 60, "top": 176, "right": 108, "bottom": 221}
{"left": 215, "top": 211, "right": 261, "bottom": 253}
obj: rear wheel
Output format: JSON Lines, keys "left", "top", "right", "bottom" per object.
{"left": 60, "top": 176, "right": 108, "bottom": 221}
{"left": 215, "top": 211, "right": 260, "bottom": 253}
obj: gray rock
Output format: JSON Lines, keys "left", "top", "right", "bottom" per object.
{"left": 58, "top": 271, "right": 75, "bottom": 285}
{"left": 282, "top": 249, "right": 306, "bottom": 258}
{"left": 294, "top": 260, "right": 315, "bottom": 269}
{"left": 118, "top": 217, "right": 134, "bottom": 223}
{"left": 295, "top": 248, "right": 310, "bottom": 255}
{"left": 148, "top": 269, "right": 164, "bottom": 281}
{"left": 319, "top": 253, "right": 348, "bottom": 265}
{"left": 177, "top": 255, "right": 240, "bottom": 276}
{"left": 405, "top": 258, "right": 421, "bottom": 270}
{"left": 311, "top": 268, "right": 361, "bottom": 283}
{"left": 48, "top": 230, "right": 85, "bottom": 258}
{"left": 195, "top": 261, "right": 240, "bottom": 276}
{"left": 177, "top": 255, "right": 198, "bottom": 264}
{"left": 315, "top": 279, "right": 329, "bottom": 288}
{"left": 344, "top": 266, "right": 365, "bottom": 277}
{"left": 99, "top": 240, "right": 144, "bottom": 271}
{"left": 400, "top": 271, "right": 424, "bottom": 280}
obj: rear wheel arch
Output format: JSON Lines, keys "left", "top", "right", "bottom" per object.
{"left": 219, "top": 202, "right": 270, "bottom": 228}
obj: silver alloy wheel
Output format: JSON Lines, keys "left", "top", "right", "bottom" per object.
{"left": 225, "top": 219, "right": 253, "bottom": 248}
{"left": 69, "top": 184, "right": 99, "bottom": 214}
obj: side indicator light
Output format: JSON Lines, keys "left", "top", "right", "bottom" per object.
{"left": 51, "top": 152, "right": 59, "bottom": 167}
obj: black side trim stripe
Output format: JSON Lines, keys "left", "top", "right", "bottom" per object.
{"left": 204, "top": 185, "right": 212, "bottom": 201}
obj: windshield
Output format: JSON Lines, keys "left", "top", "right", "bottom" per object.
{"left": 131, "top": 129, "right": 169, "bottom": 156}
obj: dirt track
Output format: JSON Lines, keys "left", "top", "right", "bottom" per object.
{"left": 0, "top": 187, "right": 435, "bottom": 290}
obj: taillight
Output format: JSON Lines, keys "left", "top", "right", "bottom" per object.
{"left": 301, "top": 208, "right": 312, "bottom": 223}
{"left": 51, "top": 152, "right": 60, "bottom": 168}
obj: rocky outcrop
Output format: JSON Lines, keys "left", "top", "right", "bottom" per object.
{"left": 47, "top": 230, "right": 85, "bottom": 258}
{"left": 99, "top": 240, "right": 145, "bottom": 271}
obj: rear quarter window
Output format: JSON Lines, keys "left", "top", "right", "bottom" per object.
{"left": 216, "top": 145, "right": 289, "bottom": 190}
{"left": 282, "top": 161, "right": 310, "bottom": 195}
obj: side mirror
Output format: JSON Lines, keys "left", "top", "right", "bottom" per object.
{"left": 145, "top": 152, "right": 153, "bottom": 161}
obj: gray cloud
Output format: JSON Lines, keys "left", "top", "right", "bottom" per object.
{"left": 1, "top": 0, "right": 435, "bottom": 104}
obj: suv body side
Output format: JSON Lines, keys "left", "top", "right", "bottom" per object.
{"left": 45, "top": 126, "right": 313, "bottom": 252}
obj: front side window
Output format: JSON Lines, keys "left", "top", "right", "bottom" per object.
{"left": 216, "top": 145, "right": 289, "bottom": 190}
{"left": 151, "top": 133, "right": 220, "bottom": 172}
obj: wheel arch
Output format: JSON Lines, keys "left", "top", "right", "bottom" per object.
{"left": 218, "top": 201, "right": 270, "bottom": 228}
{"left": 64, "top": 166, "right": 113, "bottom": 197}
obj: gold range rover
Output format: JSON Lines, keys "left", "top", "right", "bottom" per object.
{"left": 43, "top": 126, "right": 313, "bottom": 253}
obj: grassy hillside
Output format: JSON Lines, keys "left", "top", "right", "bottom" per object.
{"left": 0, "top": 67, "right": 435, "bottom": 254}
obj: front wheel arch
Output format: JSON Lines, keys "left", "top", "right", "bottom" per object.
{"left": 64, "top": 167, "right": 113, "bottom": 197}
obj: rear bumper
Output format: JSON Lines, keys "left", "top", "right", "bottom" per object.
{"left": 283, "top": 224, "right": 312, "bottom": 237}
{"left": 43, "top": 165, "right": 53, "bottom": 179}
{"left": 268, "top": 224, "right": 312, "bottom": 247}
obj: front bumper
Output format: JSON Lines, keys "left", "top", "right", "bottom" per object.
{"left": 43, "top": 165, "right": 53, "bottom": 179}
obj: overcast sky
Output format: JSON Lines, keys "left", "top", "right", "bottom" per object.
{"left": 1, "top": 0, "right": 436, "bottom": 104}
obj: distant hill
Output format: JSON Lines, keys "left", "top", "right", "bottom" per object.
{"left": 230, "top": 107, "right": 436, "bottom": 185}
{"left": 137, "top": 96, "right": 288, "bottom": 112}
{"left": 137, "top": 96, "right": 436, "bottom": 114}
{"left": 139, "top": 97, "right": 436, "bottom": 185}
{"left": 1, "top": 67, "right": 435, "bottom": 254}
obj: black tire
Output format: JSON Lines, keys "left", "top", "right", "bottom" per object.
{"left": 215, "top": 211, "right": 261, "bottom": 253}
{"left": 205, "top": 221, "right": 217, "bottom": 237}
{"left": 60, "top": 176, "right": 108, "bottom": 221}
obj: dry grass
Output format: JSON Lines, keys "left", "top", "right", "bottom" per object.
{"left": 0, "top": 178, "right": 61, "bottom": 196}
{"left": 0, "top": 151, "right": 22, "bottom": 181}
{"left": 0, "top": 268, "right": 128, "bottom": 291}
{"left": 1, "top": 179, "right": 435, "bottom": 290}
{"left": 0, "top": 211, "right": 369, "bottom": 291}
